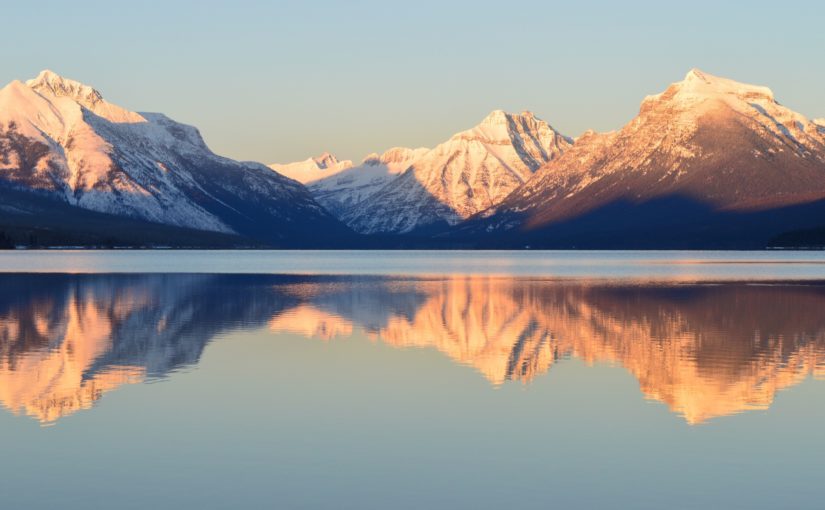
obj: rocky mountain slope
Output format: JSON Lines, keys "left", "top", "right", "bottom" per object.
{"left": 303, "top": 147, "right": 428, "bottom": 217}
{"left": 456, "top": 69, "right": 825, "bottom": 247}
{"left": 0, "top": 70, "right": 350, "bottom": 246}
{"left": 328, "top": 111, "right": 571, "bottom": 234}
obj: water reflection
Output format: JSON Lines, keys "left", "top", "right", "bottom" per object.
{"left": 1, "top": 274, "right": 824, "bottom": 424}
{"left": 0, "top": 274, "right": 300, "bottom": 423}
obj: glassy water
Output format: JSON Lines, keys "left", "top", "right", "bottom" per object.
{"left": 1, "top": 249, "right": 825, "bottom": 279}
{"left": 1, "top": 252, "right": 824, "bottom": 509}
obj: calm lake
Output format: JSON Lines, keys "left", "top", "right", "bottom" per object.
{"left": 1, "top": 251, "right": 824, "bottom": 509}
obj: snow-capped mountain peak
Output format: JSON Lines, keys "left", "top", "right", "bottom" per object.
{"left": 340, "top": 110, "right": 572, "bottom": 234}
{"left": 269, "top": 152, "right": 354, "bottom": 184}
{"left": 0, "top": 72, "right": 347, "bottom": 244}
{"left": 452, "top": 110, "right": 544, "bottom": 145}
{"left": 642, "top": 68, "right": 778, "bottom": 115}
{"left": 460, "top": 69, "right": 825, "bottom": 247}
{"left": 361, "top": 153, "right": 382, "bottom": 165}
{"left": 312, "top": 152, "right": 341, "bottom": 169}
{"left": 25, "top": 69, "right": 145, "bottom": 124}
{"left": 680, "top": 68, "right": 774, "bottom": 100}
{"left": 447, "top": 111, "right": 572, "bottom": 174}
{"left": 633, "top": 68, "right": 824, "bottom": 153}
{"left": 368, "top": 146, "right": 428, "bottom": 167}
{"left": 303, "top": 146, "right": 428, "bottom": 217}
{"left": 481, "top": 108, "right": 508, "bottom": 122}
{"left": 475, "top": 108, "right": 535, "bottom": 125}
{"left": 26, "top": 69, "right": 104, "bottom": 107}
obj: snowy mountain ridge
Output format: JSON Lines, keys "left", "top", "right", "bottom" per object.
{"left": 456, "top": 68, "right": 825, "bottom": 247}
{"left": 268, "top": 152, "right": 354, "bottom": 184}
{"left": 0, "top": 70, "right": 348, "bottom": 244}
{"left": 3, "top": 67, "right": 825, "bottom": 247}
{"left": 301, "top": 147, "right": 429, "bottom": 217}
{"left": 342, "top": 110, "right": 571, "bottom": 234}
{"left": 273, "top": 111, "right": 571, "bottom": 234}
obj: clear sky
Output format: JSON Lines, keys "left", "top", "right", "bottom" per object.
{"left": 3, "top": 0, "right": 824, "bottom": 164}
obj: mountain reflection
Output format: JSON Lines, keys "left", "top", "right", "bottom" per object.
{"left": 271, "top": 277, "right": 825, "bottom": 424}
{"left": 0, "top": 274, "right": 301, "bottom": 424}
{"left": 1, "top": 274, "right": 824, "bottom": 424}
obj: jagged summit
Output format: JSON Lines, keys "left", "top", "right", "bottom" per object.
{"left": 479, "top": 109, "right": 536, "bottom": 123}
{"left": 269, "top": 152, "right": 354, "bottom": 184}
{"left": 642, "top": 68, "right": 777, "bottom": 113}
{"left": 481, "top": 109, "right": 508, "bottom": 122}
{"left": 680, "top": 68, "right": 774, "bottom": 98}
{"left": 362, "top": 152, "right": 382, "bottom": 165}
{"left": 312, "top": 152, "right": 341, "bottom": 169}
{"left": 451, "top": 110, "right": 564, "bottom": 146}
{"left": 360, "top": 147, "right": 427, "bottom": 167}
{"left": 26, "top": 69, "right": 105, "bottom": 107}
{"left": 375, "top": 147, "right": 428, "bottom": 164}
{"left": 686, "top": 68, "right": 774, "bottom": 99}
{"left": 21, "top": 69, "right": 144, "bottom": 124}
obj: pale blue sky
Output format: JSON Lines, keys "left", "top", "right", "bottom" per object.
{"left": 3, "top": 0, "right": 824, "bottom": 163}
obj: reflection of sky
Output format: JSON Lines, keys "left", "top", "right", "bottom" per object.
{"left": 1, "top": 329, "right": 824, "bottom": 510}
{"left": 1, "top": 272, "right": 824, "bottom": 508}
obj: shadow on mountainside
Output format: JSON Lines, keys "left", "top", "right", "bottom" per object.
{"left": 0, "top": 185, "right": 247, "bottom": 248}
{"left": 452, "top": 194, "right": 825, "bottom": 249}
{"left": 0, "top": 114, "right": 356, "bottom": 248}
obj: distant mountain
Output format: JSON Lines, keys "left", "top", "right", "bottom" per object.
{"left": 304, "top": 147, "right": 428, "bottom": 217}
{"left": 269, "top": 152, "right": 354, "bottom": 184}
{"left": 0, "top": 70, "right": 351, "bottom": 247}
{"left": 339, "top": 111, "right": 571, "bottom": 234}
{"left": 455, "top": 69, "right": 825, "bottom": 248}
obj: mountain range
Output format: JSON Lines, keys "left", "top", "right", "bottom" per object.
{"left": 0, "top": 70, "right": 349, "bottom": 247}
{"left": 454, "top": 69, "right": 825, "bottom": 248}
{"left": 338, "top": 110, "right": 570, "bottom": 234}
{"left": 1, "top": 69, "right": 824, "bottom": 248}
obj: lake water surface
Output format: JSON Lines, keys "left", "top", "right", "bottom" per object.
{"left": 0, "top": 251, "right": 824, "bottom": 509}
